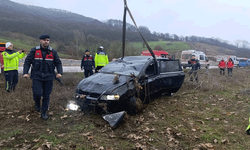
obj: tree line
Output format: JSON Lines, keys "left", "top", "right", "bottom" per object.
{"left": 1, "top": 0, "right": 250, "bottom": 58}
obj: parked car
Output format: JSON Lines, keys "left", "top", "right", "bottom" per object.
{"left": 239, "top": 58, "right": 249, "bottom": 67}
{"left": 74, "top": 56, "right": 185, "bottom": 114}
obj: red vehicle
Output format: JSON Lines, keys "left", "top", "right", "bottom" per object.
{"left": 141, "top": 50, "right": 169, "bottom": 58}
{"left": 0, "top": 43, "right": 5, "bottom": 73}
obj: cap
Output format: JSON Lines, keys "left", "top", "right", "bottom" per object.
{"left": 39, "top": 34, "right": 50, "bottom": 39}
{"left": 99, "top": 46, "right": 104, "bottom": 49}
{"left": 5, "top": 42, "right": 12, "bottom": 48}
{"left": 85, "top": 49, "right": 89, "bottom": 52}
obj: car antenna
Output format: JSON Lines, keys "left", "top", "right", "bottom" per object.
{"left": 121, "top": 0, "right": 156, "bottom": 61}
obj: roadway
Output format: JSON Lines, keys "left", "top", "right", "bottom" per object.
{"left": 17, "top": 66, "right": 82, "bottom": 73}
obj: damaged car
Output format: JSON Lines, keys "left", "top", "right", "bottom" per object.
{"left": 73, "top": 0, "right": 185, "bottom": 128}
{"left": 74, "top": 56, "right": 185, "bottom": 116}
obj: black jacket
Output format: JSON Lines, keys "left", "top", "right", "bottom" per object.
{"left": 188, "top": 59, "right": 200, "bottom": 71}
{"left": 23, "top": 45, "right": 63, "bottom": 81}
{"left": 81, "top": 55, "right": 95, "bottom": 70}
{"left": 5, "top": 49, "right": 16, "bottom": 54}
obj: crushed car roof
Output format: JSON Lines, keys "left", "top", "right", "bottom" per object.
{"left": 101, "top": 56, "right": 156, "bottom": 76}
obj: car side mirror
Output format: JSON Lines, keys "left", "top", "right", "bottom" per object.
{"left": 142, "top": 75, "right": 148, "bottom": 80}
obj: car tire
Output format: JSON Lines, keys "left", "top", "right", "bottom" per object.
{"left": 127, "top": 96, "right": 143, "bottom": 115}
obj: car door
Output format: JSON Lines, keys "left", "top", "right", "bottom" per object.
{"left": 159, "top": 59, "right": 185, "bottom": 94}
{"left": 144, "top": 61, "right": 161, "bottom": 95}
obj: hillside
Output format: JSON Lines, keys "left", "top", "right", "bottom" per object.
{"left": 1, "top": 0, "right": 248, "bottom": 59}
{"left": 132, "top": 41, "right": 190, "bottom": 53}
{"left": 188, "top": 42, "right": 236, "bottom": 56}
{"left": 131, "top": 41, "right": 239, "bottom": 59}
{"left": 0, "top": 0, "right": 163, "bottom": 45}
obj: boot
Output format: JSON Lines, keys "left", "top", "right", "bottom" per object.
{"left": 6, "top": 81, "right": 11, "bottom": 92}
{"left": 41, "top": 111, "right": 49, "bottom": 120}
{"left": 35, "top": 100, "right": 40, "bottom": 112}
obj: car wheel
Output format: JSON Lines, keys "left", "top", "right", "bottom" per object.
{"left": 127, "top": 96, "right": 144, "bottom": 115}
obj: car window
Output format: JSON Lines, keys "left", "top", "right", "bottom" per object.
{"left": 200, "top": 55, "right": 205, "bottom": 60}
{"left": 161, "top": 54, "right": 166, "bottom": 58}
{"left": 160, "top": 60, "right": 181, "bottom": 73}
{"left": 145, "top": 62, "right": 157, "bottom": 76}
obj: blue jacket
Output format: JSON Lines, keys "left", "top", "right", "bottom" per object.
{"left": 23, "top": 45, "right": 63, "bottom": 81}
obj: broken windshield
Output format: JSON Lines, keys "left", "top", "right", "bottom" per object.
{"left": 100, "top": 61, "right": 145, "bottom": 76}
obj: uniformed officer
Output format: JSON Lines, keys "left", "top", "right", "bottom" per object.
{"left": 188, "top": 55, "right": 200, "bottom": 82}
{"left": 23, "top": 34, "right": 63, "bottom": 120}
{"left": 81, "top": 49, "right": 95, "bottom": 78}
{"left": 2, "top": 42, "right": 26, "bottom": 92}
{"left": 94, "top": 46, "right": 109, "bottom": 72}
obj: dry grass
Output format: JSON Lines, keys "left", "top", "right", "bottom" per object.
{"left": 0, "top": 68, "right": 250, "bottom": 149}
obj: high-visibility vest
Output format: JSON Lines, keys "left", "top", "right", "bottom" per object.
{"left": 95, "top": 51, "right": 109, "bottom": 67}
{"left": 2, "top": 50, "right": 26, "bottom": 71}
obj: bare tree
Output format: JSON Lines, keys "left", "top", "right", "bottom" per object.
{"left": 234, "top": 40, "right": 241, "bottom": 50}
{"left": 242, "top": 40, "right": 249, "bottom": 49}
{"left": 72, "top": 30, "right": 86, "bottom": 57}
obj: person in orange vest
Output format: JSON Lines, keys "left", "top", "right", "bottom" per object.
{"left": 227, "top": 57, "right": 234, "bottom": 76}
{"left": 218, "top": 58, "right": 226, "bottom": 75}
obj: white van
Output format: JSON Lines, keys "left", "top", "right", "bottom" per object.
{"left": 181, "top": 50, "right": 209, "bottom": 69}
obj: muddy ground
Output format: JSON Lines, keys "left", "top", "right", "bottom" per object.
{"left": 0, "top": 68, "right": 250, "bottom": 150}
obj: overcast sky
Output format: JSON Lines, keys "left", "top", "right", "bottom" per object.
{"left": 11, "top": 0, "right": 250, "bottom": 43}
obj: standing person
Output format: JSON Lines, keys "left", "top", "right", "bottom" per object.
{"left": 95, "top": 46, "right": 109, "bottom": 73}
{"left": 81, "top": 49, "right": 95, "bottom": 78}
{"left": 2, "top": 42, "right": 26, "bottom": 92}
{"left": 218, "top": 58, "right": 226, "bottom": 75}
{"left": 188, "top": 55, "right": 200, "bottom": 82}
{"left": 227, "top": 57, "right": 234, "bottom": 76}
{"left": 23, "top": 34, "right": 63, "bottom": 120}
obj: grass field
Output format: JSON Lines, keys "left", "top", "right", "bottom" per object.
{"left": 0, "top": 37, "right": 58, "bottom": 51}
{"left": 1, "top": 68, "right": 250, "bottom": 149}
{"left": 131, "top": 41, "right": 191, "bottom": 53}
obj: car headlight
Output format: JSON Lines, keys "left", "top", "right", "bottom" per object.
{"left": 101, "top": 95, "right": 120, "bottom": 100}
{"left": 66, "top": 101, "right": 80, "bottom": 111}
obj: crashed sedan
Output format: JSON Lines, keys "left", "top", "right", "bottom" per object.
{"left": 74, "top": 56, "right": 185, "bottom": 116}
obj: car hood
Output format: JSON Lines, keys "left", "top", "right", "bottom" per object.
{"left": 76, "top": 73, "right": 132, "bottom": 94}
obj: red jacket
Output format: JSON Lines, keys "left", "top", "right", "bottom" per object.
{"left": 218, "top": 60, "right": 226, "bottom": 68}
{"left": 227, "top": 61, "right": 234, "bottom": 68}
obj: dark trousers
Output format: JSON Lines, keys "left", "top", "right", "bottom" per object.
{"left": 32, "top": 79, "right": 53, "bottom": 112}
{"left": 84, "top": 69, "right": 93, "bottom": 78}
{"left": 4, "top": 70, "right": 18, "bottom": 91}
{"left": 228, "top": 68, "right": 233, "bottom": 76}
{"left": 95, "top": 66, "right": 104, "bottom": 73}
{"left": 220, "top": 68, "right": 225, "bottom": 75}
{"left": 189, "top": 70, "right": 198, "bottom": 81}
